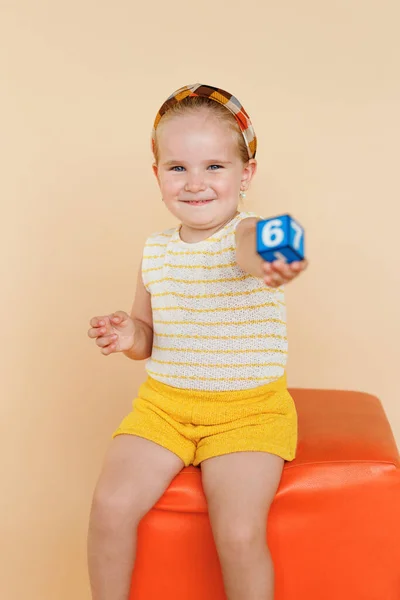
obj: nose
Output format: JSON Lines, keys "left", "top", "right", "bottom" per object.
{"left": 184, "top": 172, "right": 206, "bottom": 193}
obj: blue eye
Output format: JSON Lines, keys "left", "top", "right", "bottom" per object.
{"left": 170, "top": 164, "right": 223, "bottom": 172}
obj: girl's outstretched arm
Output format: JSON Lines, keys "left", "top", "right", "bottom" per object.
{"left": 235, "top": 217, "right": 308, "bottom": 287}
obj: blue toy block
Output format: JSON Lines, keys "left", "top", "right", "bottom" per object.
{"left": 256, "top": 214, "right": 305, "bottom": 264}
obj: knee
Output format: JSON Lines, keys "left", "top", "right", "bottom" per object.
{"left": 214, "top": 520, "right": 267, "bottom": 558}
{"left": 90, "top": 482, "right": 142, "bottom": 530}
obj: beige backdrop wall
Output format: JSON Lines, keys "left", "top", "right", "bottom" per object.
{"left": 2, "top": 1, "right": 399, "bottom": 599}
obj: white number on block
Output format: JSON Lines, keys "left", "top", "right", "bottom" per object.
{"left": 261, "top": 219, "right": 284, "bottom": 248}
{"left": 291, "top": 221, "right": 303, "bottom": 250}
{"left": 273, "top": 251, "right": 288, "bottom": 262}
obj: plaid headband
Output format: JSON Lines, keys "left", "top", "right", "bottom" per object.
{"left": 151, "top": 84, "right": 257, "bottom": 160}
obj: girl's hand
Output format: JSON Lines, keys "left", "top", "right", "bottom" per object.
{"left": 87, "top": 311, "right": 135, "bottom": 356}
{"left": 261, "top": 259, "right": 308, "bottom": 288}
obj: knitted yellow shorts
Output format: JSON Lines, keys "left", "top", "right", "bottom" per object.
{"left": 112, "top": 374, "right": 298, "bottom": 467}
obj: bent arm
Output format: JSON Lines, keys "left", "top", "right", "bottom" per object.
{"left": 123, "top": 260, "right": 154, "bottom": 360}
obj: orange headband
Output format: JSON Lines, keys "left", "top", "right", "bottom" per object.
{"left": 151, "top": 83, "right": 257, "bottom": 160}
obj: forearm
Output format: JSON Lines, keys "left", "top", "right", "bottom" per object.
{"left": 123, "top": 318, "right": 153, "bottom": 361}
{"left": 236, "top": 219, "right": 265, "bottom": 278}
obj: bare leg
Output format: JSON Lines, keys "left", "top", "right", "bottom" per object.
{"left": 201, "top": 452, "right": 285, "bottom": 600}
{"left": 87, "top": 435, "right": 184, "bottom": 600}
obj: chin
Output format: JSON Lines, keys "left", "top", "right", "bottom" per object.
{"left": 184, "top": 215, "right": 216, "bottom": 229}
{"left": 176, "top": 204, "right": 216, "bottom": 220}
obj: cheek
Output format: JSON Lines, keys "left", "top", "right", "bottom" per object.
{"left": 159, "top": 174, "right": 180, "bottom": 195}
{"left": 216, "top": 172, "right": 241, "bottom": 193}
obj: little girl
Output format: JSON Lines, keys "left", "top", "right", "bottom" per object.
{"left": 87, "top": 84, "right": 307, "bottom": 600}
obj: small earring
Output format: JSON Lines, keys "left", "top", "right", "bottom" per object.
{"left": 239, "top": 190, "right": 246, "bottom": 199}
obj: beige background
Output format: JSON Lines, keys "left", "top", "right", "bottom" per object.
{"left": 2, "top": 1, "right": 399, "bottom": 598}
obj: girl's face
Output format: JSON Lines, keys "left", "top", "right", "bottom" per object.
{"left": 153, "top": 110, "right": 256, "bottom": 241}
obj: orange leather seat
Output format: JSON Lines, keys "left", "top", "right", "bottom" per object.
{"left": 130, "top": 388, "right": 400, "bottom": 599}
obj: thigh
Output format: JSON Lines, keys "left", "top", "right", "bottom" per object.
{"left": 201, "top": 452, "right": 285, "bottom": 532}
{"left": 114, "top": 395, "right": 196, "bottom": 467}
{"left": 93, "top": 435, "right": 184, "bottom": 519}
{"left": 194, "top": 387, "right": 298, "bottom": 467}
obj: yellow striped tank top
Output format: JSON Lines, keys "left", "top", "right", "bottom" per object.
{"left": 141, "top": 211, "right": 288, "bottom": 391}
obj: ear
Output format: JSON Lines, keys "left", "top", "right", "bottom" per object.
{"left": 240, "top": 158, "right": 257, "bottom": 191}
{"left": 152, "top": 162, "right": 162, "bottom": 191}
{"left": 152, "top": 162, "right": 159, "bottom": 180}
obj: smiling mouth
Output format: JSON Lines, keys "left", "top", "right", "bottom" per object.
{"left": 181, "top": 199, "right": 214, "bottom": 205}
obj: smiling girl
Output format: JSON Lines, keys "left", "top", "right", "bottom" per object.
{"left": 87, "top": 84, "right": 307, "bottom": 600}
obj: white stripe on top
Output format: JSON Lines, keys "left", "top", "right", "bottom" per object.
{"left": 142, "top": 211, "right": 287, "bottom": 391}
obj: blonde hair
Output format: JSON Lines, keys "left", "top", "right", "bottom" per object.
{"left": 152, "top": 96, "right": 250, "bottom": 165}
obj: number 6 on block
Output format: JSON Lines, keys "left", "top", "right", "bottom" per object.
{"left": 256, "top": 215, "right": 305, "bottom": 263}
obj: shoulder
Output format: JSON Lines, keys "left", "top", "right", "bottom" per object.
{"left": 144, "top": 226, "right": 176, "bottom": 245}
{"left": 235, "top": 211, "right": 263, "bottom": 239}
{"left": 236, "top": 211, "right": 263, "bottom": 227}
{"left": 142, "top": 227, "right": 176, "bottom": 263}
{"left": 221, "top": 211, "right": 261, "bottom": 237}
{"left": 142, "top": 227, "right": 176, "bottom": 252}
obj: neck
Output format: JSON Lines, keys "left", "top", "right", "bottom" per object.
{"left": 179, "top": 211, "right": 239, "bottom": 243}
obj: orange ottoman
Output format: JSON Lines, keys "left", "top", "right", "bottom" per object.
{"left": 129, "top": 388, "right": 400, "bottom": 600}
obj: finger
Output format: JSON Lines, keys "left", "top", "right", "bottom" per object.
{"left": 271, "top": 260, "right": 292, "bottom": 279}
{"left": 90, "top": 316, "right": 107, "bottom": 328}
{"left": 110, "top": 311, "right": 129, "bottom": 325}
{"left": 262, "top": 261, "right": 272, "bottom": 274}
{"left": 96, "top": 334, "right": 118, "bottom": 348}
{"left": 88, "top": 327, "right": 107, "bottom": 339}
{"left": 101, "top": 341, "right": 118, "bottom": 355}
{"left": 88, "top": 326, "right": 111, "bottom": 338}
{"left": 290, "top": 262, "right": 301, "bottom": 271}
{"left": 272, "top": 270, "right": 284, "bottom": 284}
{"left": 264, "top": 273, "right": 284, "bottom": 287}
{"left": 300, "top": 259, "right": 308, "bottom": 270}
{"left": 290, "top": 260, "right": 307, "bottom": 272}
{"left": 264, "top": 279, "right": 282, "bottom": 288}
